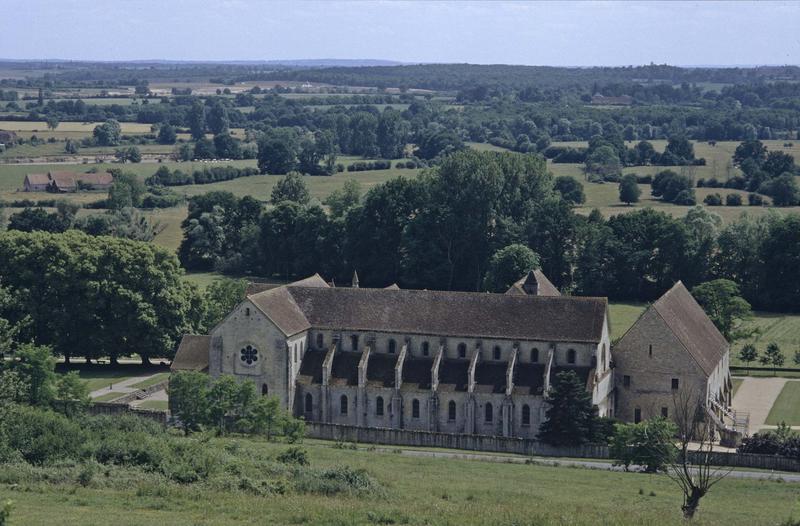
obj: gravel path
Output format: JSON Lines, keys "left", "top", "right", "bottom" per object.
{"left": 89, "top": 374, "right": 157, "bottom": 399}
{"left": 732, "top": 376, "right": 789, "bottom": 434}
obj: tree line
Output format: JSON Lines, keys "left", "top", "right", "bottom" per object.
{"left": 177, "top": 149, "right": 800, "bottom": 312}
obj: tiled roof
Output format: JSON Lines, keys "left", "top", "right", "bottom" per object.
{"left": 330, "top": 350, "right": 360, "bottom": 386}
{"left": 25, "top": 173, "right": 50, "bottom": 185}
{"left": 438, "top": 359, "right": 469, "bottom": 392}
{"left": 366, "top": 352, "right": 398, "bottom": 388}
{"left": 247, "top": 274, "right": 329, "bottom": 336}
{"left": 287, "top": 286, "right": 606, "bottom": 343}
{"left": 401, "top": 358, "right": 433, "bottom": 389}
{"left": 651, "top": 281, "right": 729, "bottom": 376}
{"left": 474, "top": 361, "right": 508, "bottom": 393}
{"left": 298, "top": 348, "right": 326, "bottom": 384}
{"left": 171, "top": 335, "right": 210, "bottom": 372}
{"left": 506, "top": 270, "right": 560, "bottom": 297}
{"left": 513, "top": 363, "right": 546, "bottom": 395}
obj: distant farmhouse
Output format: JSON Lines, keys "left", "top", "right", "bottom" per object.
{"left": 590, "top": 93, "right": 634, "bottom": 106}
{"left": 23, "top": 171, "right": 113, "bottom": 193}
{"left": 175, "top": 271, "right": 737, "bottom": 442}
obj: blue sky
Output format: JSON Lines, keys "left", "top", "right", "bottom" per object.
{"left": 1, "top": 0, "right": 798, "bottom": 66}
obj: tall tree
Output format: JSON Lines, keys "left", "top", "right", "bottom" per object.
{"left": 482, "top": 244, "right": 540, "bottom": 293}
{"left": 538, "top": 371, "right": 596, "bottom": 446}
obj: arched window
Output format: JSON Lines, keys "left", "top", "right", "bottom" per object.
{"left": 340, "top": 395, "right": 348, "bottom": 415}
{"left": 262, "top": 383, "right": 268, "bottom": 396}
{"left": 522, "top": 404, "right": 531, "bottom": 426}
{"left": 422, "top": 341, "right": 430, "bottom": 356}
{"left": 316, "top": 333, "right": 323, "bottom": 349}
{"left": 351, "top": 334, "right": 359, "bottom": 351}
{"left": 485, "top": 403, "right": 493, "bottom": 423}
{"left": 305, "top": 393, "right": 313, "bottom": 412}
{"left": 388, "top": 339, "right": 396, "bottom": 354}
{"left": 376, "top": 396, "right": 384, "bottom": 416}
{"left": 240, "top": 345, "right": 258, "bottom": 365}
{"left": 448, "top": 400, "right": 456, "bottom": 421}
{"left": 493, "top": 346, "right": 501, "bottom": 360}
{"left": 458, "top": 343, "right": 467, "bottom": 359}
{"left": 531, "top": 348, "right": 539, "bottom": 363}
{"left": 412, "top": 399, "right": 420, "bottom": 419}
{"left": 567, "top": 348, "right": 576, "bottom": 364}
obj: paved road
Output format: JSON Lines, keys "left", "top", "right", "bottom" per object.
{"left": 356, "top": 446, "right": 800, "bottom": 482}
{"left": 732, "top": 376, "right": 790, "bottom": 434}
{"left": 89, "top": 374, "right": 158, "bottom": 399}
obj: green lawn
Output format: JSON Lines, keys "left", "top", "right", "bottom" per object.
{"left": 732, "top": 377, "right": 744, "bottom": 397}
{"left": 92, "top": 391, "right": 126, "bottom": 402}
{"left": 128, "top": 373, "right": 170, "bottom": 390}
{"left": 608, "top": 302, "right": 648, "bottom": 340}
{"left": 3, "top": 437, "right": 800, "bottom": 525}
{"left": 765, "top": 381, "right": 800, "bottom": 425}
{"left": 57, "top": 364, "right": 170, "bottom": 391}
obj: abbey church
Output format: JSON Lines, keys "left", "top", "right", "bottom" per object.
{"left": 173, "top": 270, "right": 735, "bottom": 439}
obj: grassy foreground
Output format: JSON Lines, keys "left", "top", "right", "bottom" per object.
{"left": 2, "top": 437, "right": 799, "bottom": 526}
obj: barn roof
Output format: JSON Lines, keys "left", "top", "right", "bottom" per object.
{"left": 171, "top": 334, "right": 210, "bottom": 372}
{"left": 25, "top": 173, "right": 50, "bottom": 185}
{"left": 650, "top": 281, "right": 729, "bottom": 376}
{"left": 287, "top": 285, "right": 606, "bottom": 343}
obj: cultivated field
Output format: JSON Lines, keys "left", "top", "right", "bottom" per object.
{"left": 3, "top": 436, "right": 799, "bottom": 525}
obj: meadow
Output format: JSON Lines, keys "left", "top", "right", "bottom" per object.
{"left": 765, "top": 381, "right": 800, "bottom": 425}
{"left": 2, "top": 436, "right": 798, "bottom": 526}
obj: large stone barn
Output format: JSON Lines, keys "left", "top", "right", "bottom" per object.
{"left": 175, "top": 274, "right": 735, "bottom": 440}
{"left": 612, "top": 281, "right": 733, "bottom": 426}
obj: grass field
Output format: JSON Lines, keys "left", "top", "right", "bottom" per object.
{"left": 608, "top": 302, "right": 648, "bottom": 340}
{"left": 765, "top": 381, "right": 800, "bottom": 425}
{"left": 92, "top": 391, "right": 126, "bottom": 402}
{"left": 0, "top": 120, "right": 153, "bottom": 134}
{"left": 550, "top": 139, "right": 800, "bottom": 223}
{"left": 732, "top": 377, "right": 744, "bottom": 397}
{"left": 128, "top": 373, "right": 170, "bottom": 390}
{"left": 3, "top": 436, "right": 799, "bottom": 525}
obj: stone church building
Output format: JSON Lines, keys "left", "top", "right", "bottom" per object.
{"left": 174, "top": 271, "right": 734, "bottom": 439}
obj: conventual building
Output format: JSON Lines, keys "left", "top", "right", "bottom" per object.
{"left": 175, "top": 272, "right": 736, "bottom": 440}
{"left": 182, "top": 273, "right": 613, "bottom": 438}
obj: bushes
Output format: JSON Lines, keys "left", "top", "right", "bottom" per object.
{"left": 346, "top": 160, "right": 391, "bottom": 172}
{"left": 0, "top": 405, "right": 87, "bottom": 464}
{"left": 145, "top": 166, "right": 259, "bottom": 187}
{"left": 739, "top": 422, "right": 800, "bottom": 459}
{"left": 610, "top": 418, "right": 677, "bottom": 472}
{"left": 294, "top": 465, "right": 383, "bottom": 496}
{"left": 276, "top": 446, "right": 309, "bottom": 466}
{"left": 726, "top": 193, "right": 743, "bottom": 206}
{"left": 703, "top": 193, "right": 723, "bottom": 206}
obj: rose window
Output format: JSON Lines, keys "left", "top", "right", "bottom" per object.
{"left": 240, "top": 345, "right": 258, "bottom": 365}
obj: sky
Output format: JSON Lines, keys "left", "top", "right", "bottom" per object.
{"left": 1, "top": 0, "right": 798, "bottom": 66}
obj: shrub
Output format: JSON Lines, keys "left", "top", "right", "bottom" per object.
{"left": 748, "top": 193, "right": 765, "bottom": 206}
{"left": 276, "top": 446, "right": 309, "bottom": 466}
{"left": 726, "top": 193, "right": 743, "bottom": 206}
{"left": 295, "top": 465, "right": 383, "bottom": 496}
{"left": 674, "top": 189, "right": 696, "bottom": 205}
{"left": 0, "top": 405, "right": 87, "bottom": 464}
{"left": 703, "top": 193, "right": 723, "bottom": 206}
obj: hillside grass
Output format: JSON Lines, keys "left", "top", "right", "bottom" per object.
{"left": 92, "top": 391, "right": 126, "bottom": 402}
{"left": 765, "top": 381, "right": 800, "bottom": 425}
{"left": 2, "top": 436, "right": 799, "bottom": 525}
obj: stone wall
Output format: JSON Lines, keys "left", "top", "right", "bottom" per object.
{"left": 305, "top": 423, "right": 800, "bottom": 472}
